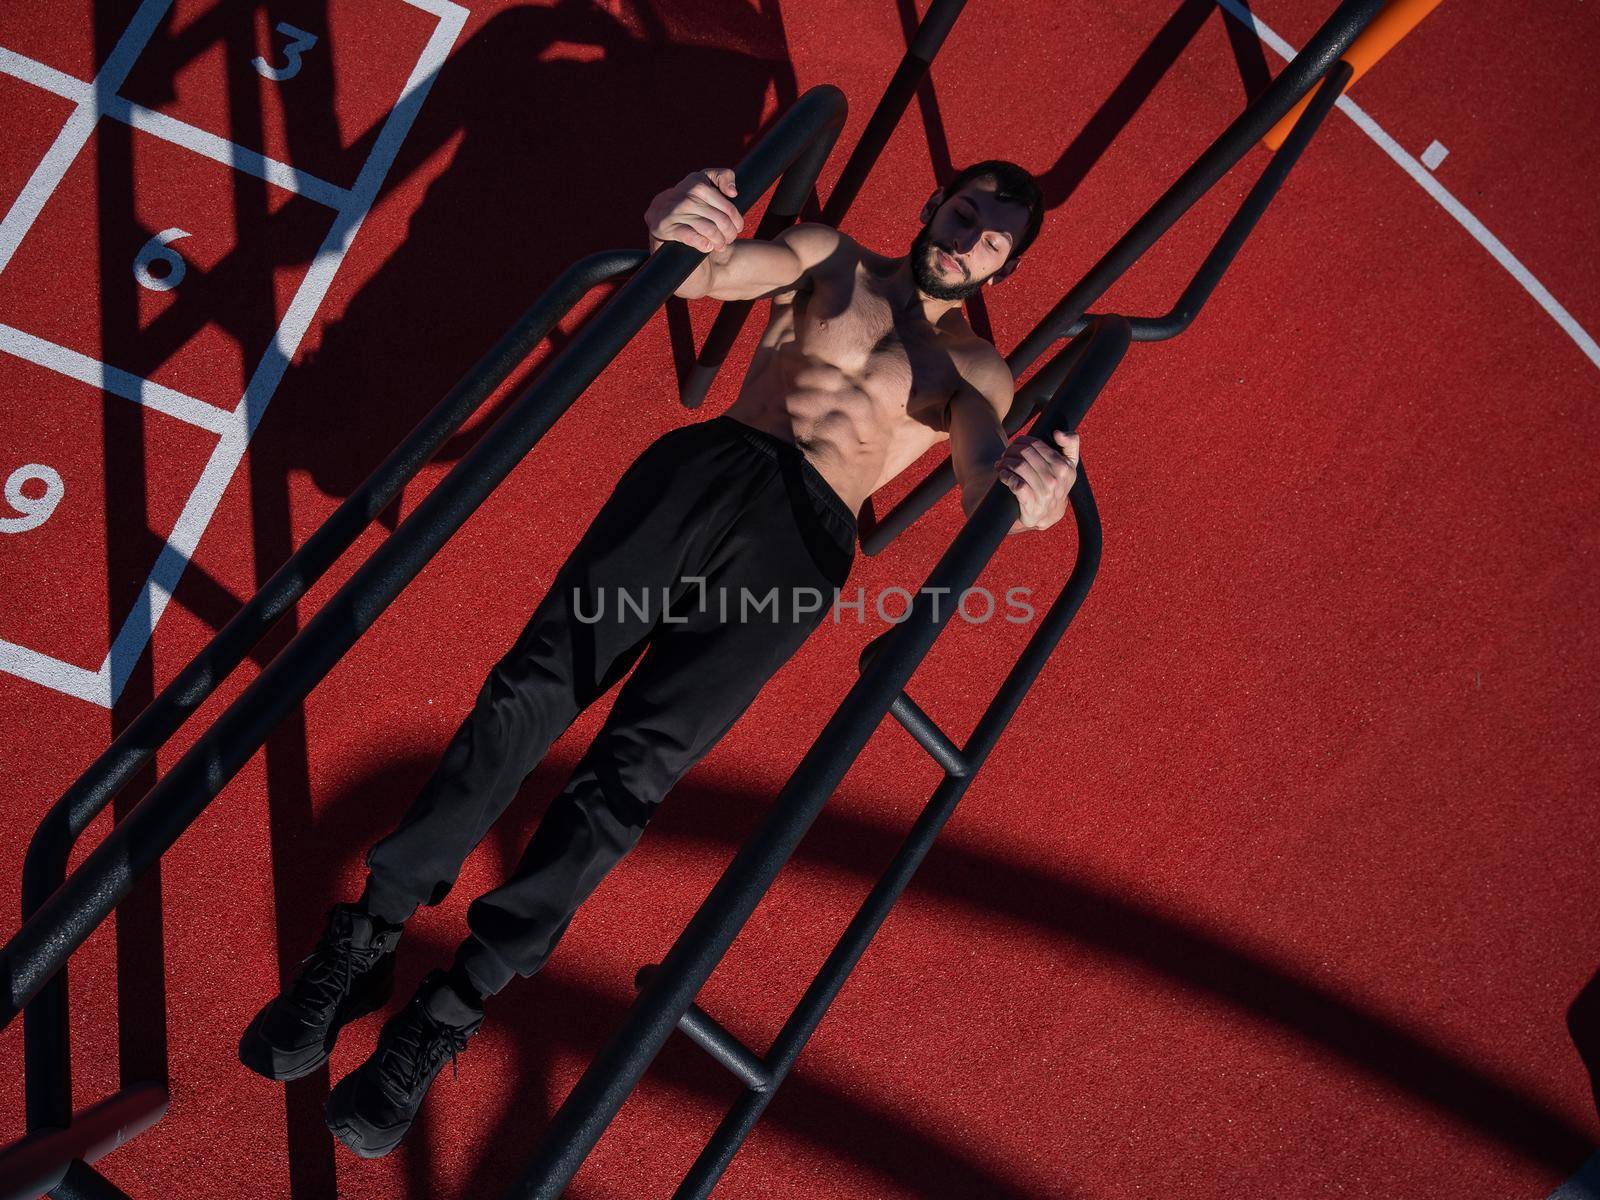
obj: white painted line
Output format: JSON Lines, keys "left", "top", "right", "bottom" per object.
{"left": 1335, "top": 93, "right": 1600, "bottom": 369}
{"left": 0, "top": 638, "right": 110, "bottom": 707}
{"left": 101, "top": 422, "right": 251, "bottom": 708}
{"left": 0, "top": 46, "right": 87, "bottom": 100}
{"left": 0, "top": 0, "right": 468, "bottom": 705}
{"left": 1211, "top": 0, "right": 1296, "bottom": 59}
{"left": 1547, "top": 1149, "right": 1600, "bottom": 1200}
{"left": 0, "top": 0, "right": 171, "bottom": 275}
{"left": 0, "top": 0, "right": 171, "bottom": 708}
{"left": 101, "top": 0, "right": 471, "bottom": 704}
{"left": 0, "top": 110, "right": 96, "bottom": 276}
{"left": 114, "top": 99, "right": 351, "bottom": 208}
{"left": 1420, "top": 139, "right": 1448, "bottom": 170}
{"left": 398, "top": 0, "right": 468, "bottom": 16}
{"left": 1212, "top": 0, "right": 1600, "bottom": 371}
{"left": 0, "top": 323, "right": 239, "bottom": 436}
{"left": 0, "top": 44, "right": 351, "bottom": 208}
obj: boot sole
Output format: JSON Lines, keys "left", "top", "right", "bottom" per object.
{"left": 238, "top": 964, "right": 395, "bottom": 1083}
{"left": 325, "top": 1075, "right": 410, "bottom": 1159}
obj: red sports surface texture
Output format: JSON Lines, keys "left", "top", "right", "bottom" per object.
{"left": 1, "top": 1, "right": 1596, "bottom": 1197}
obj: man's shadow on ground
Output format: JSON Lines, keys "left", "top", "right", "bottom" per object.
{"left": 261, "top": 0, "right": 797, "bottom": 520}
{"left": 284, "top": 748, "right": 1089, "bottom": 1199}
{"left": 274, "top": 748, "right": 1600, "bottom": 1199}
{"left": 163, "top": 0, "right": 1595, "bottom": 1193}
{"left": 90, "top": 0, "right": 794, "bottom": 1129}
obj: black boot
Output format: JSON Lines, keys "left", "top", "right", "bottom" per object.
{"left": 325, "top": 968, "right": 484, "bottom": 1159}
{"left": 238, "top": 902, "right": 402, "bottom": 1082}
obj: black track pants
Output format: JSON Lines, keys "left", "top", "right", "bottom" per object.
{"left": 358, "top": 415, "right": 856, "bottom": 997}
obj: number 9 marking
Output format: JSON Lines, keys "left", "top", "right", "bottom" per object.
{"left": 133, "top": 228, "right": 190, "bottom": 292}
{"left": 253, "top": 21, "right": 319, "bottom": 82}
{"left": 1, "top": 464, "right": 64, "bottom": 534}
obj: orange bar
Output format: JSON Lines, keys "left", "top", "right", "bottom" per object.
{"left": 1261, "top": 0, "right": 1445, "bottom": 150}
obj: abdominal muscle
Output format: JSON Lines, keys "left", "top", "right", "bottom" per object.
{"left": 722, "top": 286, "right": 952, "bottom": 516}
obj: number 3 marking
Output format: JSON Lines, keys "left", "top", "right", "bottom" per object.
{"left": 1, "top": 464, "right": 64, "bottom": 534}
{"left": 253, "top": 21, "right": 318, "bottom": 82}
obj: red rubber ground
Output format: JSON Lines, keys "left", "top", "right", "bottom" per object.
{"left": 2, "top": 1, "right": 1596, "bottom": 1197}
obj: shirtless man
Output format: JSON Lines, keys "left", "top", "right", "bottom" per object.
{"left": 239, "top": 159, "right": 1080, "bottom": 1159}
{"left": 680, "top": 163, "right": 1077, "bottom": 529}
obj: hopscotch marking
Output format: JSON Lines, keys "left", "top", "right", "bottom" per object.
{"left": 1, "top": 464, "right": 64, "bottom": 534}
{"left": 0, "top": 3, "right": 167, "bottom": 277}
{"left": 0, "top": 48, "right": 352, "bottom": 208}
{"left": 1213, "top": 0, "right": 1600, "bottom": 372}
{"left": 0, "top": 321, "right": 239, "bottom": 436}
{"left": 0, "top": 0, "right": 469, "bottom": 706}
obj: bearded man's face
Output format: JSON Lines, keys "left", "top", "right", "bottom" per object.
{"left": 909, "top": 182, "right": 1026, "bottom": 301}
{"left": 909, "top": 221, "right": 989, "bottom": 301}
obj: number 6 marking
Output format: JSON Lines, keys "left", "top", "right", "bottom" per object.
{"left": 253, "top": 21, "right": 318, "bottom": 82}
{"left": 1, "top": 464, "right": 64, "bottom": 534}
{"left": 133, "top": 228, "right": 190, "bottom": 292}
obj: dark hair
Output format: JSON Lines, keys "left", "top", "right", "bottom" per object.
{"left": 939, "top": 159, "right": 1044, "bottom": 263}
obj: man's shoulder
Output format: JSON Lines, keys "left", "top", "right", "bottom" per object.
{"left": 774, "top": 221, "right": 857, "bottom": 266}
{"left": 949, "top": 331, "right": 1011, "bottom": 388}
{"left": 938, "top": 331, "right": 1011, "bottom": 422}
{"left": 760, "top": 223, "right": 859, "bottom": 299}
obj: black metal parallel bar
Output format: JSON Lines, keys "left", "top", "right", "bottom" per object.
{"left": 507, "top": 318, "right": 1130, "bottom": 1200}
{"left": 1076, "top": 61, "right": 1352, "bottom": 344}
{"left": 888, "top": 693, "right": 969, "bottom": 777}
{"left": 1011, "top": 60, "right": 1350, "bottom": 352}
{"left": 1054, "top": 57, "right": 1359, "bottom": 344}
{"left": 679, "top": 0, "right": 971, "bottom": 409}
{"left": 0, "top": 84, "right": 850, "bottom": 1035}
{"left": 1135, "top": 56, "right": 1351, "bottom": 338}
{"left": 633, "top": 966, "right": 774, "bottom": 1093}
{"left": 17, "top": 249, "right": 643, "bottom": 1138}
{"left": 671, "top": 326, "right": 1123, "bottom": 1200}
{"left": 0, "top": 1082, "right": 166, "bottom": 1200}
{"left": 675, "top": 382, "right": 1113, "bottom": 1200}
{"left": 860, "top": 331, "right": 1090, "bottom": 555}
{"left": 1006, "top": 0, "right": 1379, "bottom": 375}
{"left": 860, "top": 0, "right": 1381, "bottom": 553}
{"left": 818, "top": 0, "right": 969, "bottom": 228}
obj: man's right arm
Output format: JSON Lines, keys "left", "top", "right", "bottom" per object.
{"left": 645, "top": 168, "right": 841, "bottom": 301}
{"left": 658, "top": 222, "right": 841, "bottom": 301}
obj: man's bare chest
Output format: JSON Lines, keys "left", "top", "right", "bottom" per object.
{"left": 791, "top": 266, "right": 963, "bottom": 420}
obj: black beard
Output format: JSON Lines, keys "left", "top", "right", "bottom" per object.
{"left": 909, "top": 222, "right": 986, "bottom": 302}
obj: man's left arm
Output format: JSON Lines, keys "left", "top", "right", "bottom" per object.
{"left": 946, "top": 352, "right": 1081, "bottom": 534}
